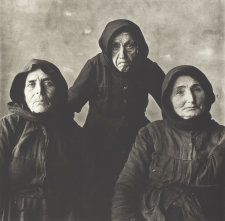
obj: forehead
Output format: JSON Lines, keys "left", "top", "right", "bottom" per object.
{"left": 112, "top": 32, "right": 134, "bottom": 43}
{"left": 172, "top": 75, "right": 200, "bottom": 88}
{"left": 26, "top": 69, "right": 49, "bottom": 81}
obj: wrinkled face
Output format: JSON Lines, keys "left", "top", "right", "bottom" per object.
{"left": 170, "top": 75, "right": 206, "bottom": 119}
{"left": 24, "top": 69, "right": 56, "bottom": 113}
{"left": 111, "top": 32, "right": 138, "bottom": 72}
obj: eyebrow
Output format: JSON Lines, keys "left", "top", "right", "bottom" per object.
{"left": 174, "top": 83, "right": 201, "bottom": 90}
{"left": 26, "top": 77, "right": 52, "bottom": 83}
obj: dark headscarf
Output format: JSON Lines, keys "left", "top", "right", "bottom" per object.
{"left": 8, "top": 59, "right": 72, "bottom": 123}
{"left": 161, "top": 65, "right": 215, "bottom": 130}
{"left": 99, "top": 19, "right": 149, "bottom": 61}
{"left": 10, "top": 59, "right": 68, "bottom": 105}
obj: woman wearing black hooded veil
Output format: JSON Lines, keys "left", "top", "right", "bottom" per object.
{"left": 0, "top": 59, "right": 82, "bottom": 221}
{"left": 112, "top": 65, "right": 225, "bottom": 221}
{"left": 68, "top": 19, "right": 165, "bottom": 220}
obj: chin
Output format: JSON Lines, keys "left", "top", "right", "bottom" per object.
{"left": 182, "top": 114, "right": 201, "bottom": 119}
{"left": 32, "top": 105, "right": 51, "bottom": 114}
{"left": 120, "top": 67, "right": 130, "bottom": 72}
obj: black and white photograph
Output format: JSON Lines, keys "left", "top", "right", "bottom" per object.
{"left": 0, "top": 0, "right": 225, "bottom": 220}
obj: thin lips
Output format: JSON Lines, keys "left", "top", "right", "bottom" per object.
{"left": 183, "top": 106, "right": 198, "bottom": 110}
{"left": 118, "top": 61, "right": 128, "bottom": 65}
{"left": 34, "top": 100, "right": 45, "bottom": 104}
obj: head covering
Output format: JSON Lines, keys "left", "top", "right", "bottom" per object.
{"left": 99, "top": 19, "right": 149, "bottom": 60}
{"left": 10, "top": 59, "right": 68, "bottom": 106}
{"left": 161, "top": 65, "right": 215, "bottom": 130}
{"left": 8, "top": 59, "right": 72, "bottom": 122}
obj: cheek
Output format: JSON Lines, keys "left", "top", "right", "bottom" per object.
{"left": 24, "top": 89, "right": 33, "bottom": 102}
{"left": 196, "top": 93, "right": 206, "bottom": 106}
{"left": 46, "top": 88, "right": 56, "bottom": 100}
{"left": 171, "top": 97, "right": 185, "bottom": 110}
{"left": 112, "top": 52, "right": 119, "bottom": 62}
{"left": 127, "top": 51, "right": 137, "bottom": 61}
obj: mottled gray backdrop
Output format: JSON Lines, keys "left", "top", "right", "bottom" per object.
{"left": 1, "top": 0, "right": 224, "bottom": 125}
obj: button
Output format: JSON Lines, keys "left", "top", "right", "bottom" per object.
{"left": 123, "top": 86, "right": 128, "bottom": 90}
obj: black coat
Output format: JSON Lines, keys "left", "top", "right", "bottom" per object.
{"left": 1, "top": 59, "right": 83, "bottom": 221}
{"left": 0, "top": 112, "right": 82, "bottom": 221}
{"left": 68, "top": 19, "right": 165, "bottom": 220}
{"left": 112, "top": 65, "right": 225, "bottom": 221}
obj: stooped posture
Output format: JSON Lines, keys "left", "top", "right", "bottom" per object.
{"left": 0, "top": 59, "right": 82, "bottom": 221}
{"left": 112, "top": 65, "right": 225, "bottom": 221}
{"left": 68, "top": 19, "right": 165, "bottom": 221}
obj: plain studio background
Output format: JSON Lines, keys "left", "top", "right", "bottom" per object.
{"left": 0, "top": 0, "right": 224, "bottom": 126}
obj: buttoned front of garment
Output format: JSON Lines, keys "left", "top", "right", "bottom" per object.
{"left": 112, "top": 119, "right": 225, "bottom": 221}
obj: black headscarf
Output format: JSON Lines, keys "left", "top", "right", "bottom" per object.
{"left": 8, "top": 59, "right": 72, "bottom": 123}
{"left": 161, "top": 65, "right": 215, "bottom": 130}
{"left": 98, "top": 19, "right": 149, "bottom": 65}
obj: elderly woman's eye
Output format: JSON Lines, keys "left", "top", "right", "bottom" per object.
{"left": 112, "top": 43, "right": 120, "bottom": 52}
{"left": 125, "top": 42, "right": 136, "bottom": 50}
{"left": 176, "top": 89, "right": 184, "bottom": 95}
{"left": 194, "top": 86, "right": 203, "bottom": 92}
{"left": 44, "top": 80, "right": 54, "bottom": 87}
{"left": 26, "top": 81, "right": 35, "bottom": 88}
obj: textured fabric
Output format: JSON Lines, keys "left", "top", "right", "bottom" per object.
{"left": 0, "top": 112, "right": 82, "bottom": 221}
{"left": 112, "top": 120, "right": 225, "bottom": 221}
{"left": 68, "top": 19, "right": 165, "bottom": 221}
{"left": 112, "top": 66, "right": 225, "bottom": 221}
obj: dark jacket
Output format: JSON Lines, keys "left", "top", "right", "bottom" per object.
{"left": 112, "top": 66, "right": 225, "bottom": 221}
{"left": 68, "top": 20, "right": 165, "bottom": 220}
{"left": 0, "top": 59, "right": 82, "bottom": 221}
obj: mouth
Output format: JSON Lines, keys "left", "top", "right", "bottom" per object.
{"left": 34, "top": 100, "right": 45, "bottom": 104}
{"left": 118, "top": 61, "right": 128, "bottom": 65}
{"left": 184, "top": 106, "right": 198, "bottom": 110}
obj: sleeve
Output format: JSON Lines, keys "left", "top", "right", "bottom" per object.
{"left": 0, "top": 117, "right": 16, "bottom": 218}
{"left": 111, "top": 127, "right": 154, "bottom": 221}
{"left": 68, "top": 59, "right": 97, "bottom": 113}
{"left": 146, "top": 61, "right": 165, "bottom": 108}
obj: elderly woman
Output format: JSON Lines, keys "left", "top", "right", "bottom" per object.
{"left": 0, "top": 59, "right": 82, "bottom": 221}
{"left": 112, "top": 65, "right": 225, "bottom": 221}
{"left": 68, "top": 19, "right": 165, "bottom": 221}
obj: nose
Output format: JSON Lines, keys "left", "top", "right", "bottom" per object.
{"left": 118, "top": 46, "right": 125, "bottom": 59}
{"left": 34, "top": 82, "right": 43, "bottom": 95}
{"left": 185, "top": 90, "right": 195, "bottom": 103}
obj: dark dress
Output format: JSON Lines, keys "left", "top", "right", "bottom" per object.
{"left": 68, "top": 19, "right": 165, "bottom": 220}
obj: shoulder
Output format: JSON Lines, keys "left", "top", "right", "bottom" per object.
{"left": 89, "top": 53, "right": 103, "bottom": 66}
{"left": 0, "top": 113, "right": 27, "bottom": 137}
{"left": 141, "top": 58, "right": 165, "bottom": 80}
{"left": 145, "top": 58, "right": 164, "bottom": 71}
{"left": 143, "top": 120, "right": 165, "bottom": 132}
{"left": 138, "top": 120, "right": 165, "bottom": 139}
{"left": 209, "top": 120, "right": 225, "bottom": 142}
{"left": 82, "top": 53, "right": 105, "bottom": 76}
{"left": 0, "top": 113, "right": 21, "bottom": 128}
